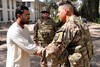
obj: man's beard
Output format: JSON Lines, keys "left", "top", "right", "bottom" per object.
{"left": 25, "top": 21, "right": 29, "bottom": 24}
{"left": 21, "top": 17, "right": 29, "bottom": 25}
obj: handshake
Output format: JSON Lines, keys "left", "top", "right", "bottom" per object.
{"left": 34, "top": 46, "right": 44, "bottom": 56}
{"left": 34, "top": 42, "right": 54, "bottom": 57}
{"left": 34, "top": 42, "right": 58, "bottom": 58}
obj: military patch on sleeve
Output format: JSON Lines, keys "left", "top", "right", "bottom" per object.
{"left": 53, "top": 32, "right": 63, "bottom": 42}
{"left": 53, "top": 33, "right": 60, "bottom": 41}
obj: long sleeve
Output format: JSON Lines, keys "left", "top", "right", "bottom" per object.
{"left": 6, "top": 22, "right": 44, "bottom": 67}
{"left": 8, "top": 25, "right": 42, "bottom": 55}
{"left": 45, "top": 30, "right": 68, "bottom": 59}
{"left": 45, "top": 22, "right": 81, "bottom": 59}
{"left": 10, "top": 30, "right": 39, "bottom": 55}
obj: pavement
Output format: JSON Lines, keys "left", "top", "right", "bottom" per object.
{"left": 0, "top": 22, "right": 100, "bottom": 67}
{"left": 88, "top": 23, "right": 100, "bottom": 67}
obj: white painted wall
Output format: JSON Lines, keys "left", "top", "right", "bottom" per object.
{"left": 29, "top": 2, "right": 35, "bottom": 23}
{"left": 0, "top": 0, "right": 16, "bottom": 23}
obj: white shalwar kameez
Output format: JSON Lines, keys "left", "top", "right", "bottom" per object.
{"left": 6, "top": 22, "right": 40, "bottom": 67}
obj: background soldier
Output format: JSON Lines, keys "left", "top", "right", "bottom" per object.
{"left": 33, "top": 6, "right": 58, "bottom": 67}
{"left": 44, "top": 1, "right": 93, "bottom": 67}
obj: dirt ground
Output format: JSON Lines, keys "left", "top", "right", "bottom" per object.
{"left": 0, "top": 23, "right": 100, "bottom": 67}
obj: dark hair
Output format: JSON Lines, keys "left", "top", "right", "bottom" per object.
{"left": 15, "top": 5, "right": 29, "bottom": 19}
{"left": 59, "top": 1, "right": 80, "bottom": 16}
{"left": 59, "top": 1, "right": 72, "bottom": 6}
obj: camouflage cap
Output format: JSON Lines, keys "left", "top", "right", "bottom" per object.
{"left": 41, "top": 6, "right": 50, "bottom": 13}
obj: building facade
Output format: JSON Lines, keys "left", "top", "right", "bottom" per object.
{"left": 0, "top": 0, "right": 16, "bottom": 23}
{"left": 0, "top": 0, "right": 45, "bottom": 23}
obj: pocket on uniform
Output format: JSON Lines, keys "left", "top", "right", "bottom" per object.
{"left": 68, "top": 53, "right": 83, "bottom": 67}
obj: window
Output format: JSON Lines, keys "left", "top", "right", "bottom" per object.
{"left": 8, "top": 11, "right": 10, "bottom": 21}
{"left": 22, "top": 2, "right": 25, "bottom": 5}
{"left": 12, "top": 0, "right": 14, "bottom": 9}
{"left": 7, "top": 0, "right": 10, "bottom": 9}
{"left": 0, "top": 10, "right": 3, "bottom": 21}
{"left": 16, "top": 1, "right": 21, "bottom": 7}
{"left": 0, "top": 0, "right": 2, "bottom": 8}
{"left": 27, "top": 2, "right": 31, "bottom": 7}
{"left": 12, "top": 11, "right": 14, "bottom": 20}
{"left": 35, "top": 7, "right": 36, "bottom": 10}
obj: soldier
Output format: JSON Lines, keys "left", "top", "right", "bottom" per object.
{"left": 33, "top": 6, "right": 59, "bottom": 67}
{"left": 44, "top": 1, "right": 93, "bottom": 67}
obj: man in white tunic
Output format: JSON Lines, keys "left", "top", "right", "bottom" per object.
{"left": 6, "top": 5, "right": 43, "bottom": 67}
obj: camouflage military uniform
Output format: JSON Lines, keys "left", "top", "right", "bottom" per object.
{"left": 45, "top": 15, "right": 93, "bottom": 67}
{"left": 33, "top": 17, "right": 58, "bottom": 67}
{"left": 33, "top": 17, "right": 58, "bottom": 47}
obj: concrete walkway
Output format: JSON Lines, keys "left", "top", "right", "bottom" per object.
{"left": 89, "top": 23, "right": 100, "bottom": 67}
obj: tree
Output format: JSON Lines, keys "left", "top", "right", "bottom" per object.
{"left": 43, "top": 0, "right": 99, "bottom": 22}
{"left": 77, "top": 0, "right": 99, "bottom": 22}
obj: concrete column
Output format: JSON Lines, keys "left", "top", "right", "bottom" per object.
{"left": 2, "top": 0, "right": 8, "bottom": 23}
